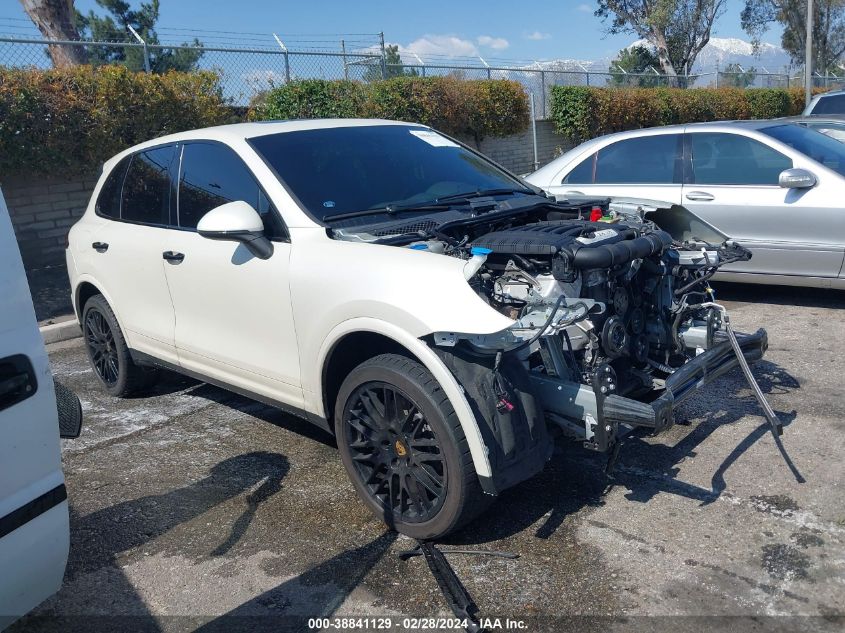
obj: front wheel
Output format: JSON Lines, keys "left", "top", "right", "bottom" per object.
{"left": 334, "top": 353, "right": 490, "bottom": 540}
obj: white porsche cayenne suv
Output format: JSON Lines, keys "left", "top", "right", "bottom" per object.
{"left": 67, "top": 119, "right": 770, "bottom": 539}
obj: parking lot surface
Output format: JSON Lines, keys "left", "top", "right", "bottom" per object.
{"left": 12, "top": 283, "right": 845, "bottom": 632}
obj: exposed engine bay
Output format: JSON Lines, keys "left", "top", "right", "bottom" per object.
{"left": 333, "top": 196, "right": 778, "bottom": 493}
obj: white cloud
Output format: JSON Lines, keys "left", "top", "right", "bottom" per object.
{"left": 576, "top": 3, "right": 592, "bottom": 12}
{"left": 477, "top": 35, "right": 510, "bottom": 50}
{"left": 525, "top": 31, "right": 551, "bottom": 41}
{"left": 399, "top": 34, "right": 479, "bottom": 58}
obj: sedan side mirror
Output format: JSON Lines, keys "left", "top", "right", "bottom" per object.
{"left": 197, "top": 200, "right": 273, "bottom": 260}
{"left": 778, "top": 168, "right": 817, "bottom": 189}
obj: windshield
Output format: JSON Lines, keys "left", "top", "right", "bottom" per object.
{"left": 761, "top": 124, "right": 845, "bottom": 177}
{"left": 248, "top": 125, "right": 527, "bottom": 224}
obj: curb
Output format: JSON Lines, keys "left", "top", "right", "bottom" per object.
{"left": 40, "top": 319, "right": 82, "bottom": 344}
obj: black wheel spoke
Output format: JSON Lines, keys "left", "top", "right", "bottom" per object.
{"left": 344, "top": 380, "right": 447, "bottom": 524}
{"left": 85, "top": 308, "right": 119, "bottom": 386}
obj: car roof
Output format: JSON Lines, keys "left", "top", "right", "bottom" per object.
{"left": 777, "top": 113, "right": 845, "bottom": 123}
{"left": 102, "top": 118, "right": 423, "bottom": 171}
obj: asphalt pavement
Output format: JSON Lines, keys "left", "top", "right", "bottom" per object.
{"left": 11, "top": 283, "right": 845, "bottom": 633}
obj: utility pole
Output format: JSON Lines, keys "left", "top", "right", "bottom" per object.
{"left": 379, "top": 31, "right": 387, "bottom": 80}
{"left": 806, "top": 0, "right": 814, "bottom": 108}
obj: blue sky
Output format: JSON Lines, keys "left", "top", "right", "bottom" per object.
{"left": 3, "top": 0, "right": 781, "bottom": 63}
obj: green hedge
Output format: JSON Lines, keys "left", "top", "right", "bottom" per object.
{"left": 549, "top": 86, "right": 811, "bottom": 141}
{"left": 249, "top": 77, "right": 530, "bottom": 144}
{"left": 0, "top": 65, "right": 228, "bottom": 177}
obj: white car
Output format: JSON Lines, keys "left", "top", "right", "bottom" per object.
{"left": 525, "top": 121, "right": 845, "bottom": 289}
{"left": 67, "top": 119, "right": 769, "bottom": 539}
{"left": 1, "top": 189, "right": 81, "bottom": 628}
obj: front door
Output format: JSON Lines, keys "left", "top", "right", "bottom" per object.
{"left": 682, "top": 132, "right": 845, "bottom": 278}
{"left": 163, "top": 141, "right": 304, "bottom": 408}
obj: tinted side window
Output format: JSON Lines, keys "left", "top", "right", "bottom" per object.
{"left": 690, "top": 133, "right": 792, "bottom": 185}
{"left": 121, "top": 146, "right": 176, "bottom": 225}
{"left": 576, "top": 135, "right": 682, "bottom": 184}
{"left": 811, "top": 95, "right": 845, "bottom": 115}
{"left": 96, "top": 156, "right": 130, "bottom": 219}
{"left": 563, "top": 154, "right": 595, "bottom": 184}
{"left": 178, "top": 142, "right": 285, "bottom": 238}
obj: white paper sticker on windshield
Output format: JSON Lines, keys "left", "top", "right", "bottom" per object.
{"left": 409, "top": 129, "right": 460, "bottom": 148}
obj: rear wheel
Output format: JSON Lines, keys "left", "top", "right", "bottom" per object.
{"left": 334, "top": 353, "right": 490, "bottom": 540}
{"left": 82, "top": 294, "right": 158, "bottom": 397}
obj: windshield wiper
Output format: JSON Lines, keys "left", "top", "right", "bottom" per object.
{"left": 323, "top": 202, "right": 452, "bottom": 223}
{"left": 435, "top": 187, "right": 536, "bottom": 203}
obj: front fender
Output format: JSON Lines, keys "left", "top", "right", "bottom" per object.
{"left": 311, "top": 317, "right": 493, "bottom": 481}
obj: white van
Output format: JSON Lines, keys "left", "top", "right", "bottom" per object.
{"left": 0, "top": 188, "right": 81, "bottom": 629}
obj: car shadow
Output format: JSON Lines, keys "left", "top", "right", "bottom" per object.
{"left": 14, "top": 451, "right": 290, "bottom": 633}
{"left": 444, "top": 361, "right": 802, "bottom": 546}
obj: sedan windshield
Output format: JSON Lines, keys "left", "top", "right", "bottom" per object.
{"left": 761, "top": 124, "right": 845, "bottom": 177}
{"left": 248, "top": 125, "right": 528, "bottom": 224}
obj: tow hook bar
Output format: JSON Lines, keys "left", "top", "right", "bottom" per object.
{"left": 701, "top": 303, "right": 783, "bottom": 437}
{"left": 398, "top": 541, "right": 518, "bottom": 633}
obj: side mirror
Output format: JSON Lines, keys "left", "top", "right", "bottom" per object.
{"left": 778, "top": 168, "right": 817, "bottom": 189}
{"left": 197, "top": 200, "right": 273, "bottom": 260}
{"left": 55, "top": 380, "right": 82, "bottom": 439}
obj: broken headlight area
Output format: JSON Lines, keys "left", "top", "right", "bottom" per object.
{"left": 430, "top": 199, "right": 768, "bottom": 458}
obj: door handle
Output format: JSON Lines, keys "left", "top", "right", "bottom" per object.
{"left": 92, "top": 241, "right": 109, "bottom": 252}
{"left": 0, "top": 354, "right": 37, "bottom": 412}
{"left": 685, "top": 191, "right": 715, "bottom": 202}
{"left": 565, "top": 190, "right": 584, "bottom": 196}
{"left": 162, "top": 251, "right": 185, "bottom": 263}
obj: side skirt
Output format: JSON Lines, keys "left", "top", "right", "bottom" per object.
{"left": 129, "top": 349, "right": 332, "bottom": 434}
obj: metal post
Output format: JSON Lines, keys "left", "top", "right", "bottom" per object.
{"left": 412, "top": 52, "right": 425, "bottom": 78}
{"left": 479, "top": 56, "right": 491, "bottom": 80}
{"left": 341, "top": 39, "right": 349, "bottom": 80}
{"left": 540, "top": 69, "right": 547, "bottom": 119}
{"left": 530, "top": 93, "right": 539, "bottom": 172}
{"left": 273, "top": 33, "right": 291, "bottom": 83}
{"left": 379, "top": 31, "right": 387, "bottom": 79}
{"left": 127, "top": 25, "right": 150, "bottom": 72}
{"left": 806, "top": 0, "right": 814, "bottom": 107}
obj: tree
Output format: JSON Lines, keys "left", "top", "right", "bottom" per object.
{"left": 741, "top": 0, "right": 845, "bottom": 74}
{"left": 76, "top": 0, "right": 203, "bottom": 72}
{"left": 596, "top": 0, "right": 727, "bottom": 82}
{"left": 721, "top": 62, "right": 758, "bottom": 87}
{"left": 608, "top": 44, "right": 663, "bottom": 86}
{"left": 363, "top": 44, "right": 419, "bottom": 82}
{"left": 19, "top": 0, "right": 87, "bottom": 67}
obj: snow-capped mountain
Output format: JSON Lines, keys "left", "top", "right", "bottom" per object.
{"left": 522, "top": 37, "right": 793, "bottom": 75}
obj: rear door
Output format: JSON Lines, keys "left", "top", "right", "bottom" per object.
{"left": 546, "top": 132, "right": 684, "bottom": 206}
{"left": 86, "top": 145, "right": 179, "bottom": 364}
{"left": 682, "top": 131, "right": 845, "bottom": 278}
{"left": 0, "top": 189, "right": 69, "bottom": 627}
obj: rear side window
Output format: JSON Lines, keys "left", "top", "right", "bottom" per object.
{"left": 810, "top": 94, "right": 845, "bottom": 115}
{"left": 96, "top": 157, "right": 130, "bottom": 219}
{"left": 690, "top": 133, "right": 792, "bottom": 185}
{"left": 121, "top": 145, "right": 176, "bottom": 225}
{"left": 177, "top": 142, "right": 285, "bottom": 238}
{"left": 565, "top": 134, "right": 682, "bottom": 184}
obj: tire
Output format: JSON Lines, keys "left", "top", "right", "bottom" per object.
{"left": 81, "top": 294, "right": 158, "bottom": 397}
{"left": 334, "top": 353, "right": 491, "bottom": 540}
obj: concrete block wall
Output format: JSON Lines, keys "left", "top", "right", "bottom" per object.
{"left": 2, "top": 172, "right": 99, "bottom": 271}
{"left": 2, "top": 121, "right": 572, "bottom": 272}
{"left": 472, "top": 120, "right": 573, "bottom": 176}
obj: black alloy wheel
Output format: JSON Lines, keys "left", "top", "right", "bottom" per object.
{"left": 343, "top": 381, "right": 446, "bottom": 523}
{"left": 84, "top": 308, "right": 119, "bottom": 385}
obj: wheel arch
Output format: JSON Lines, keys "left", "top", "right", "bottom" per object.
{"left": 316, "top": 318, "right": 494, "bottom": 482}
{"left": 72, "top": 276, "right": 127, "bottom": 334}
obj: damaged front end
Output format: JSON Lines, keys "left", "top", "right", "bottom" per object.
{"left": 428, "top": 198, "right": 772, "bottom": 492}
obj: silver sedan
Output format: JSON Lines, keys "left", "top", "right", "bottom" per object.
{"left": 525, "top": 120, "right": 845, "bottom": 289}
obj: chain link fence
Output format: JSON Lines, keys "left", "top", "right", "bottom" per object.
{"left": 2, "top": 35, "right": 844, "bottom": 116}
